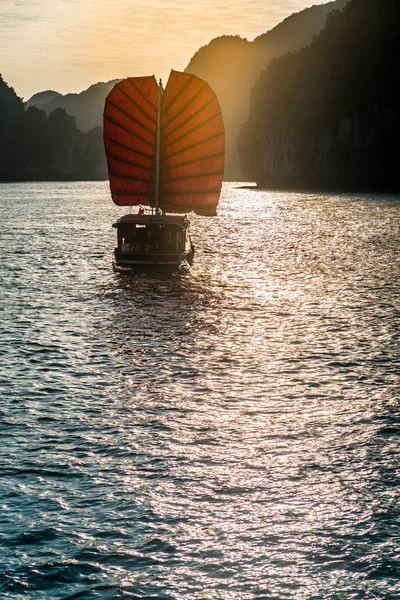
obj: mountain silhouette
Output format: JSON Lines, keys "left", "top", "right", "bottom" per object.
{"left": 238, "top": 0, "right": 400, "bottom": 192}
{"left": 26, "top": 90, "right": 61, "bottom": 109}
{"left": 185, "top": 0, "right": 349, "bottom": 178}
{"left": 27, "top": 0, "right": 349, "bottom": 180}
{"left": 27, "top": 80, "right": 121, "bottom": 133}
{"left": 0, "top": 75, "right": 106, "bottom": 181}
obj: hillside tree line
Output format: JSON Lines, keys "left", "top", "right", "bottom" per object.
{"left": 0, "top": 75, "right": 106, "bottom": 181}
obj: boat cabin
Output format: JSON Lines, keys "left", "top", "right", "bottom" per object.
{"left": 112, "top": 214, "right": 193, "bottom": 268}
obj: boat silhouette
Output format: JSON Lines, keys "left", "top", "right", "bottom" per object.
{"left": 103, "top": 70, "right": 225, "bottom": 273}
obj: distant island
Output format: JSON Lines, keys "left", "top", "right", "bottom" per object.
{"left": 0, "top": 76, "right": 105, "bottom": 181}
{"left": 25, "top": 81, "right": 121, "bottom": 133}
{"left": 1, "top": 0, "right": 399, "bottom": 192}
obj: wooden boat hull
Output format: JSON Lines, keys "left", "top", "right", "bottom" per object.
{"left": 113, "top": 249, "right": 194, "bottom": 273}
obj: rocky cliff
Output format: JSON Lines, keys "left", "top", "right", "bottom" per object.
{"left": 238, "top": 0, "right": 400, "bottom": 192}
{"left": 185, "top": 0, "right": 349, "bottom": 179}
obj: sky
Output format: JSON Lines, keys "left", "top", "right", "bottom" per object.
{"left": 1, "top": 0, "right": 334, "bottom": 100}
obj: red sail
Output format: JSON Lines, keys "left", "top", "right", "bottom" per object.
{"left": 104, "top": 71, "right": 224, "bottom": 215}
{"left": 103, "top": 76, "right": 159, "bottom": 206}
{"left": 160, "top": 70, "right": 225, "bottom": 216}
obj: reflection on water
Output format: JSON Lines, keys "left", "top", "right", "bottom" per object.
{"left": 0, "top": 182, "right": 399, "bottom": 599}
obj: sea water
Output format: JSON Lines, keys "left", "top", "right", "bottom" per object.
{"left": 0, "top": 182, "right": 399, "bottom": 599}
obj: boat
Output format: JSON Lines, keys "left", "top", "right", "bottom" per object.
{"left": 103, "top": 69, "right": 225, "bottom": 272}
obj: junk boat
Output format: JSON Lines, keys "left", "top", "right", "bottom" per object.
{"left": 103, "top": 70, "right": 225, "bottom": 272}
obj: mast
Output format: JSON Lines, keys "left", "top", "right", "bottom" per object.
{"left": 155, "top": 78, "right": 163, "bottom": 216}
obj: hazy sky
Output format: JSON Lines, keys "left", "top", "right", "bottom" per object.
{"left": 1, "top": 0, "right": 334, "bottom": 100}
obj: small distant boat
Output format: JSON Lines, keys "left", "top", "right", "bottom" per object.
{"left": 103, "top": 70, "right": 225, "bottom": 272}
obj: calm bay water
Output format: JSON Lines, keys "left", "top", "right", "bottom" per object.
{"left": 0, "top": 181, "right": 399, "bottom": 599}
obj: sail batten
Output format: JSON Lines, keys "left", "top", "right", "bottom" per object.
{"left": 164, "top": 112, "right": 223, "bottom": 147}
{"left": 104, "top": 70, "right": 224, "bottom": 214}
{"left": 161, "top": 171, "right": 224, "bottom": 184}
{"left": 104, "top": 136, "right": 153, "bottom": 160}
{"left": 106, "top": 153, "right": 150, "bottom": 170}
{"left": 163, "top": 98, "right": 215, "bottom": 141}
{"left": 162, "top": 82, "right": 208, "bottom": 131}
{"left": 126, "top": 79, "right": 158, "bottom": 112}
{"left": 113, "top": 86, "right": 157, "bottom": 125}
{"left": 162, "top": 74, "right": 196, "bottom": 119}
{"left": 108, "top": 171, "right": 151, "bottom": 184}
{"left": 163, "top": 131, "right": 224, "bottom": 161}
{"left": 161, "top": 151, "right": 224, "bottom": 171}
{"left": 161, "top": 189, "right": 223, "bottom": 195}
{"left": 104, "top": 116, "right": 155, "bottom": 148}
{"left": 106, "top": 99, "right": 156, "bottom": 135}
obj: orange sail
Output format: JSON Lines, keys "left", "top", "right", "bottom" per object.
{"left": 104, "top": 70, "right": 225, "bottom": 215}
{"left": 103, "top": 76, "right": 159, "bottom": 206}
{"left": 159, "top": 70, "right": 225, "bottom": 216}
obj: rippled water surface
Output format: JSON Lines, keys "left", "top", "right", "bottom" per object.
{"left": 1, "top": 182, "right": 399, "bottom": 599}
